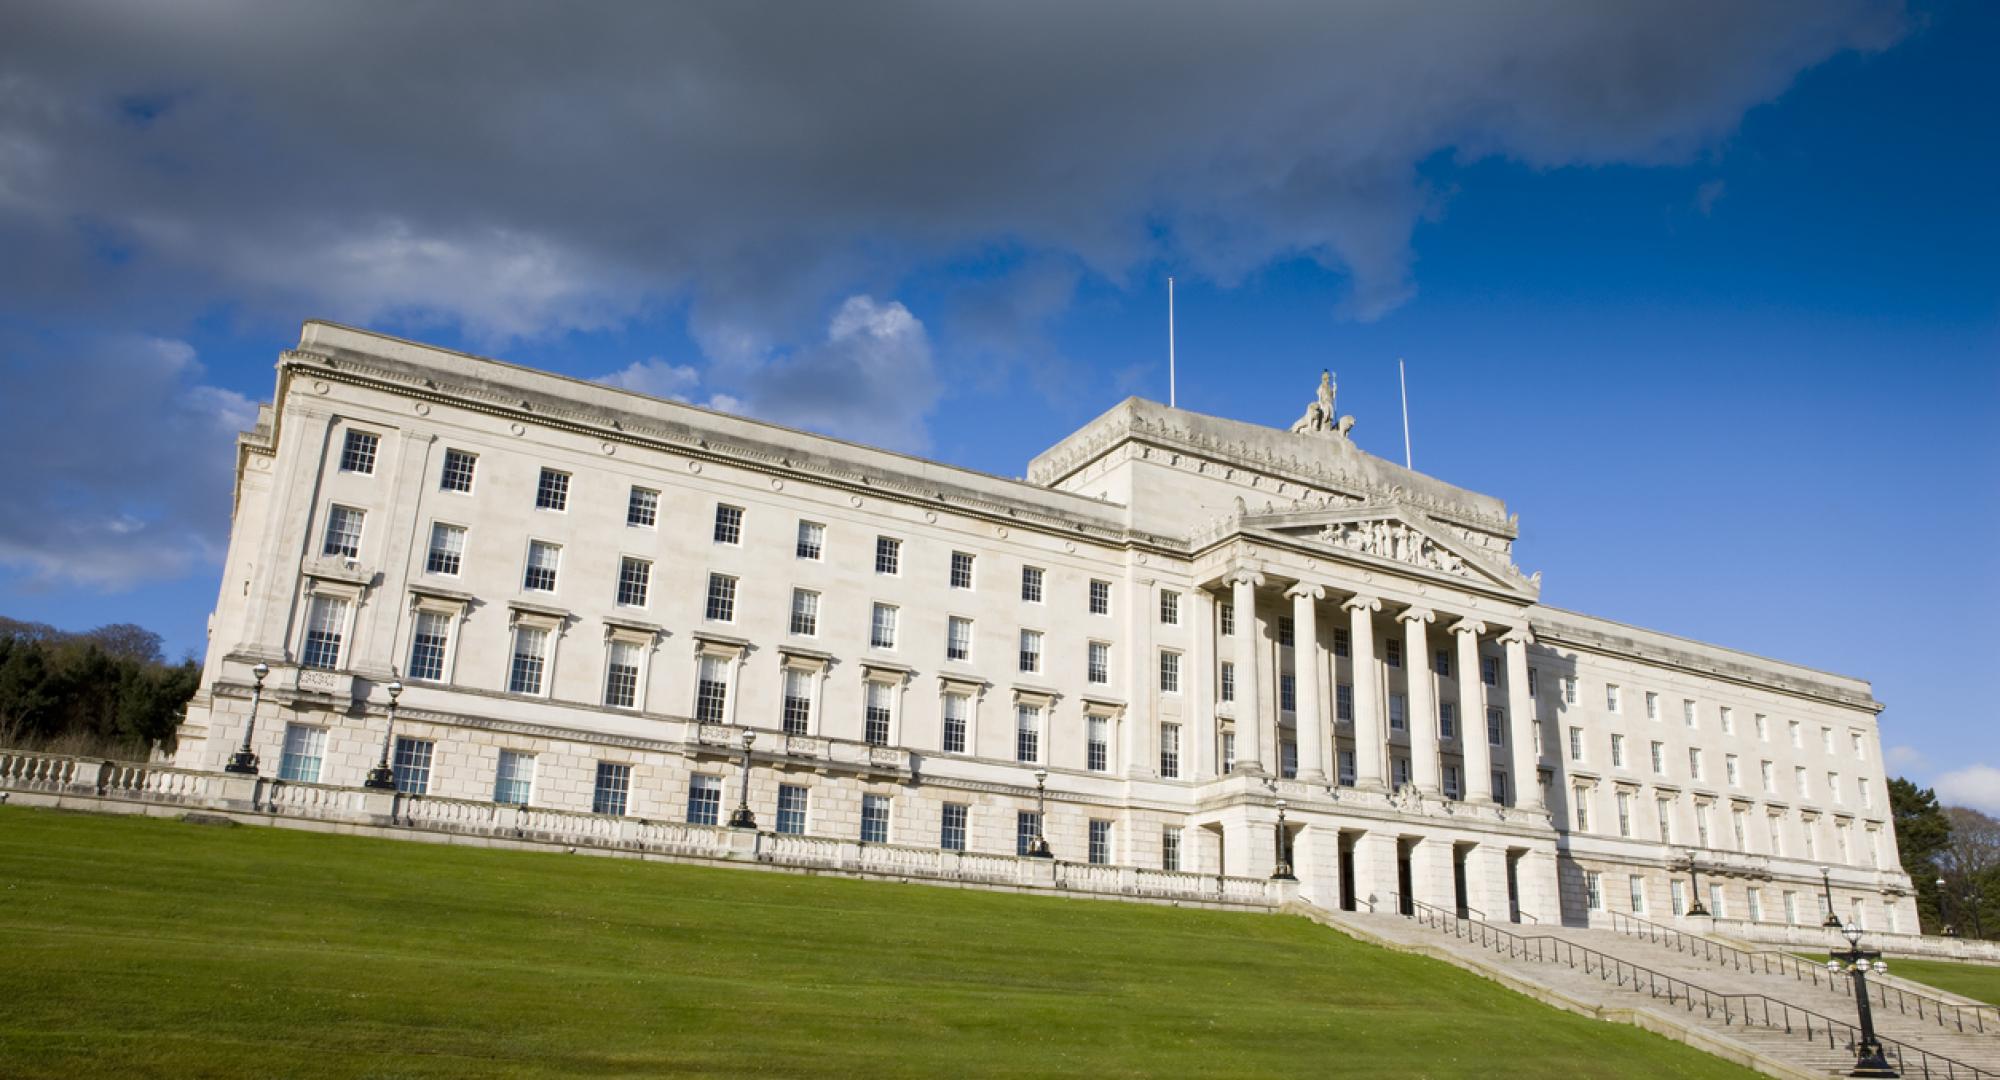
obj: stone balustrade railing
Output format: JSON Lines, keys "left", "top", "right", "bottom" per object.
{"left": 1705, "top": 916, "right": 2000, "bottom": 965}
{"left": 695, "top": 722, "right": 912, "bottom": 774}
{"left": 0, "top": 747, "right": 1285, "bottom": 911}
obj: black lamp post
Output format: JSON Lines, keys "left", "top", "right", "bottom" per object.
{"left": 363, "top": 680, "right": 403, "bottom": 790}
{"left": 727, "top": 729, "right": 758, "bottom": 828}
{"left": 1828, "top": 921, "right": 1896, "bottom": 1077}
{"left": 1271, "top": 798, "right": 1297, "bottom": 881}
{"left": 1681, "top": 852, "right": 1710, "bottom": 917}
{"left": 223, "top": 663, "right": 270, "bottom": 775}
{"left": 1936, "top": 876, "right": 1952, "bottom": 936}
{"left": 1821, "top": 865, "right": 1843, "bottom": 928}
{"left": 1026, "top": 769, "right": 1053, "bottom": 858}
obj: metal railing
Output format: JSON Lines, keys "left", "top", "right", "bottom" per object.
{"left": 1385, "top": 892, "right": 1536, "bottom": 926}
{"left": 1607, "top": 911, "right": 1997, "bottom": 1036}
{"left": 1398, "top": 898, "right": 1990, "bottom": 1080}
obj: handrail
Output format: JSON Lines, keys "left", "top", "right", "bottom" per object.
{"left": 1606, "top": 911, "right": 1997, "bottom": 1036}
{"left": 1398, "top": 898, "right": 1991, "bottom": 1080}
{"left": 1386, "top": 892, "right": 1537, "bottom": 926}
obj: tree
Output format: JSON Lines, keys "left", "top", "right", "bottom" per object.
{"left": 1940, "top": 807, "right": 2000, "bottom": 939}
{"left": 1889, "top": 777, "right": 1953, "bottom": 932}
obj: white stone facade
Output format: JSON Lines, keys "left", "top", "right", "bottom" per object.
{"left": 172, "top": 322, "right": 1915, "bottom": 930}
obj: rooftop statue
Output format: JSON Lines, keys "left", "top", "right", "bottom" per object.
{"left": 1289, "top": 368, "right": 1356, "bottom": 440}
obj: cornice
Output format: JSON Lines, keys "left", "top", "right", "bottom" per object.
{"left": 1529, "top": 613, "right": 1879, "bottom": 714}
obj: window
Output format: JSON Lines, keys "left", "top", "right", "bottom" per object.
{"left": 1088, "top": 820, "right": 1112, "bottom": 865}
{"left": 1650, "top": 741, "right": 1665, "bottom": 774}
{"left": 403, "top": 611, "right": 452, "bottom": 684}
{"left": 950, "top": 551, "right": 975, "bottom": 589}
{"left": 1159, "top": 723, "right": 1181, "bottom": 779}
{"left": 713, "top": 504, "right": 742, "bottom": 545}
{"left": 1283, "top": 675, "right": 1300, "bottom": 714}
{"left": 523, "top": 541, "right": 561, "bottom": 592}
{"left": 1644, "top": 691, "right": 1659, "bottom": 721}
{"left": 1443, "top": 764, "right": 1461, "bottom": 800}
{"left": 535, "top": 468, "right": 569, "bottom": 511}
{"left": 1629, "top": 876, "right": 1647, "bottom": 914}
{"left": 1387, "top": 694, "right": 1406, "bottom": 732}
{"left": 1656, "top": 797, "right": 1674, "bottom": 843}
{"left": 1720, "top": 707, "right": 1735, "bottom": 735}
{"left": 1282, "top": 740, "right": 1299, "bottom": 780}
{"left": 1021, "top": 565, "right": 1045, "bottom": 603}
{"left": 781, "top": 668, "right": 813, "bottom": 735}
{"left": 1435, "top": 649, "right": 1451, "bottom": 677}
{"left": 1760, "top": 760, "right": 1775, "bottom": 792}
{"left": 1688, "top": 747, "right": 1703, "bottom": 781}
{"left": 1822, "top": 726, "right": 1835, "bottom": 754}
{"left": 1610, "top": 733, "right": 1625, "bottom": 768}
{"left": 1709, "top": 884, "right": 1725, "bottom": 919}
{"left": 1605, "top": 684, "right": 1621, "bottom": 712}
{"left": 1159, "top": 589, "right": 1180, "bottom": 625}
{"left": 1393, "top": 757, "right": 1411, "bottom": 788}
{"left": 1219, "top": 603, "right": 1236, "bottom": 638}
{"left": 1803, "top": 819, "right": 1818, "bottom": 859}
{"left": 790, "top": 589, "right": 820, "bottom": 636}
{"left": 627, "top": 486, "right": 658, "bottom": 528}
{"left": 1332, "top": 627, "right": 1349, "bottom": 658}
{"left": 940, "top": 804, "right": 968, "bottom": 851}
{"left": 1725, "top": 754, "right": 1740, "bottom": 787}
{"left": 1018, "top": 629, "right": 1042, "bottom": 674}
{"left": 1486, "top": 707, "right": 1504, "bottom": 747}
{"left": 1087, "top": 641, "right": 1109, "bottom": 684}
{"left": 392, "top": 737, "right": 433, "bottom": 794}
{"left": 1159, "top": 650, "right": 1181, "bottom": 693}
{"left": 604, "top": 640, "right": 643, "bottom": 709}
{"left": 1528, "top": 668, "right": 1539, "bottom": 697}
{"left": 941, "top": 692, "right": 969, "bottom": 754}
{"left": 301, "top": 594, "right": 348, "bottom": 671}
{"left": 695, "top": 655, "right": 729, "bottom": 724}
{"left": 278, "top": 724, "right": 326, "bottom": 783}
{"left": 687, "top": 774, "right": 722, "bottom": 826}
{"left": 1852, "top": 731, "right": 1866, "bottom": 760}
{"left": 777, "top": 785, "right": 808, "bottom": 835}
{"left": 1278, "top": 617, "right": 1295, "bottom": 649}
{"left": 494, "top": 750, "right": 535, "bottom": 805}
{"left": 1567, "top": 726, "right": 1583, "bottom": 762}
{"left": 864, "top": 682, "right": 893, "bottom": 746}
{"left": 1795, "top": 765, "right": 1809, "bottom": 797}
{"left": 593, "top": 762, "right": 631, "bottom": 816}
{"left": 1784, "top": 891, "right": 1800, "bottom": 926}
{"left": 1384, "top": 639, "right": 1402, "bottom": 668}
{"left": 874, "top": 536, "right": 900, "bottom": 575}
{"left": 440, "top": 448, "right": 477, "bottom": 492}
{"left": 339, "top": 430, "right": 378, "bottom": 474}
{"left": 1768, "top": 814, "right": 1784, "bottom": 856}
{"left": 1219, "top": 661, "right": 1236, "bottom": 703}
{"left": 1561, "top": 677, "right": 1577, "bottom": 707}
{"left": 1683, "top": 700, "right": 1696, "bottom": 728}
{"left": 1789, "top": 719, "right": 1802, "bottom": 748}
{"left": 425, "top": 523, "right": 465, "bottom": 575}
{"left": 1493, "top": 770, "right": 1509, "bottom": 808}
{"left": 1585, "top": 871, "right": 1602, "bottom": 911}
{"left": 1828, "top": 771, "right": 1842, "bottom": 803}
{"left": 1162, "top": 827, "right": 1181, "bottom": 871}
{"left": 705, "top": 573, "right": 737, "bottom": 622}
{"left": 1859, "top": 777, "right": 1872, "bottom": 809}
{"left": 1756, "top": 713, "right": 1769, "bottom": 741}
{"left": 1087, "top": 715, "right": 1110, "bottom": 772}
{"left": 1088, "top": 579, "right": 1109, "bottom": 615}
{"left": 1732, "top": 807, "right": 1749, "bottom": 850}
{"left": 508, "top": 626, "right": 549, "bottom": 695}
{"left": 1439, "top": 702, "right": 1456, "bottom": 739}
{"left": 861, "top": 795, "right": 891, "bottom": 843}
{"left": 1017, "top": 811, "right": 1043, "bottom": 856}
{"left": 1337, "top": 749, "right": 1355, "bottom": 786}
{"left": 942, "top": 616, "right": 973, "bottom": 662}
{"left": 616, "top": 556, "right": 651, "bottom": 608}
{"left": 1015, "top": 704, "right": 1042, "bottom": 763}
{"left": 1695, "top": 803, "right": 1712, "bottom": 848}
{"left": 322, "top": 505, "right": 365, "bottom": 559}
{"left": 1336, "top": 683, "right": 1354, "bottom": 722}
{"left": 1481, "top": 656, "right": 1499, "bottom": 687}
{"left": 796, "top": 520, "right": 824, "bottom": 560}
{"left": 1670, "top": 879, "right": 1687, "bottom": 916}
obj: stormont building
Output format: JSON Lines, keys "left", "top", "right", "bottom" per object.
{"left": 165, "top": 322, "right": 1915, "bottom": 932}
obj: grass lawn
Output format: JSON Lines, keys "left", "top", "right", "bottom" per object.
{"left": 0, "top": 805, "right": 1760, "bottom": 1079}
{"left": 1799, "top": 953, "right": 2000, "bottom": 1007}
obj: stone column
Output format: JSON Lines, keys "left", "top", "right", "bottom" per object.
{"left": 1286, "top": 583, "right": 1327, "bottom": 783}
{"left": 1410, "top": 834, "right": 1453, "bottom": 911}
{"left": 1500, "top": 625, "right": 1542, "bottom": 810}
{"left": 1453, "top": 619, "right": 1492, "bottom": 802}
{"left": 1343, "top": 594, "right": 1384, "bottom": 790}
{"left": 1350, "top": 830, "right": 1399, "bottom": 912}
{"left": 1229, "top": 570, "right": 1265, "bottom": 775}
{"left": 1398, "top": 607, "right": 1438, "bottom": 795}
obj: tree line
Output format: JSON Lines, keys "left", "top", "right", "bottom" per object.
{"left": 1891, "top": 778, "right": 2000, "bottom": 940}
{"left": 0, "top": 616, "right": 200, "bottom": 759}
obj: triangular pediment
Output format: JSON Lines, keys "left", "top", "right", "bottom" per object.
{"left": 1242, "top": 502, "right": 1539, "bottom": 597}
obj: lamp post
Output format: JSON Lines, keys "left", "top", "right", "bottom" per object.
{"left": 1821, "top": 865, "right": 1843, "bottom": 928}
{"left": 1937, "top": 876, "right": 1953, "bottom": 937}
{"left": 727, "top": 729, "right": 758, "bottom": 829}
{"left": 223, "top": 663, "right": 270, "bottom": 775}
{"left": 363, "top": 680, "right": 403, "bottom": 790}
{"left": 1828, "top": 921, "right": 1896, "bottom": 1077}
{"left": 1026, "top": 769, "right": 1053, "bottom": 858}
{"left": 1681, "top": 852, "right": 1710, "bottom": 917}
{"left": 1271, "top": 798, "right": 1297, "bottom": 881}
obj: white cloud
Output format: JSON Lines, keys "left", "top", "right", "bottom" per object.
{"left": 1885, "top": 744, "right": 1925, "bottom": 771}
{"left": 1935, "top": 765, "right": 2000, "bottom": 815}
{"left": 599, "top": 358, "right": 703, "bottom": 401}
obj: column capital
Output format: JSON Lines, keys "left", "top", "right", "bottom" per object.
{"left": 1498, "top": 624, "right": 1534, "bottom": 647}
{"left": 1449, "top": 617, "right": 1487, "bottom": 638}
{"left": 1395, "top": 606, "right": 1435, "bottom": 625}
{"left": 1340, "top": 594, "right": 1382, "bottom": 614}
{"left": 1226, "top": 569, "right": 1267, "bottom": 589}
{"left": 1283, "top": 582, "right": 1326, "bottom": 602}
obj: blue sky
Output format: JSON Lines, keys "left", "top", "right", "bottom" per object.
{"left": 1, "top": 1, "right": 1993, "bottom": 806}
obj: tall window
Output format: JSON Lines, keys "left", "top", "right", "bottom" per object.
{"left": 947, "top": 617, "right": 973, "bottom": 662}
{"left": 1688, "top": 747, "right": 1703, "bottom": 780}
{"left": 1383, "top": 639, "right": 1402, "bottom": 668}
{"left": 687, "top": 774, "right": 722, "bottom": 825}
{"left": 508, "top": 626, "right": 549, "bottom": 695}
{"left": 713, "top": 504, "right": 743, "bottom": 544}
{"left": 1020, "top": 565, "right": 1045, "bottom": 602}
{"left": 1629, "top": 876, "right": 1647, "bottom": 914}
{"left": 1725, "top": 754, "right": 1740, "bottom": 787}
{"left": 861, "top": 795, "right": 891, "bottom": 843}
{"left": 1162, "top": 828, "right": 1181, "bottom": 871}
{"left": 616, "top": 556, "right": 651, "bottom": 607}
{"left": 1332, "top": 627, "right": 1349, "bottom": 657}
{"left": 301, "top": 595, "right": 348, "bottom": 670}
{"left": 796, "top": 520, "right": 824, "bottom": 560}
{"left": 1683, "top": 699, "right": 1697, "bottom": 728}
{"left": 1732, "top": 808, "right": 1749, "bottom": 851}
{"left": 874, "top": 536, "right": 901, "bottom": 575}
{"left": 1015, "top": 704, "right": 1041, "bottom": 763}
{"left": 1337, "top": 749, "right": 1356, "bottom": 786}
{"left": 1573, "top": 787, "right": 1592, "bottom": 832}
{"left": 864, "top": 682, "right": 893, "bottom": 746}
{"left": 1671, "top": 879, "right": 1687, "bottom": 916}
{"left": 1695, "top": 803, "right": 1712, "bottom": 848}
{"left": 523, "top": 541, "right": 561, "bottom": 592}
{"left": 790, "top": 589, "right": 819, "bottom": 636}
{"left": 440, "top": 448, "right": 476, "bottom": 492}
{"left": 1018, "top": 629, "right": 1042, "bottom": 674}
{"left": 278, "top": 724, "right": 326, "bottom": 782}
{"left": 535, "top": 468, "right": 569, "bottom": 511}
{"left": 626, "top": 486, "right": 658, "bottom": 528}
{"left": 391, "top": 737, "right": 433, "bottom": 794}
{"left": 604, "top": 641, "right": 643, "bottom": 709}
{"left": 1223, "top": 732, "right": 1236, "bottom": 773}
{"left": 1486, "top": 707, "right": 1504, "bottom": 747}
{"left": 705, "top": 573, "right": 736, "bottom": 622}
{"left": 593, "top": 762, "right": 631, "bottom": 816}
{"left": 339, "top": 430, "right": 378, "bottom": 474}
{"left": 1435, "top": 649, "right": 1451, "bottom": 677}
{"left": 1159, "top": 650, "right": 1181, "bottom": 693}
{"left": 871, "top": 603, "right": 898, "bottom": 649}
{"left": 777, "top": 785, "right": 808, "bottom": 835}
{"left": 1016, "top": 811, "right": 1043, "bottom": 856}
{"left": 1282, "top": 675, "right": 1298, "bottom": 714}
{"left": 493, "top": 750, "right": 535, "bottom": 805}
{"left": 1277, "top": 617, "right": 1294, "bottom": 648}
{"left": 1650, "top": 741, "right": 1665, "bottom": 774}
{"left": 941, "top": 692, "right": 969, "bottom": 754}
{"left": 1159, "top": 722, "right": 1181, "bottom": 779}
{"left": 950, "top": 551, "right": 975, "bottom": 589}
{"left": 1720, "top": 706, "right": 1735, "bottom": 734}
{"left": 425, "top": 523, "right": 465, "bottom": 575}
{"left": 1610, "top": 733, "right": 1625, "bottom": 768}
{"left": 323, "top": 506, "right": 365, "bottom": 558}
{"left": 1158, "top": 589, "right": 1180, "bottom": 625}
{"left": 1387, "top": 694, "right": 1405, "bottom": 732}
{"left": 940, "top": 804, "right": 968, "bottom": 851}
{"left": 1088, "top": 579, "right": 1109, "bottom": 615}
{"left": 1219, "top": 661, "right": 1235, "bottom": 703}
{"left": 408, "top": 611, "right": 451, "bottom": 682}
{"left": 1481, "top": 656, "right": 1499, "bottom": 687}
{"left": 1336, "top": 683, "right": 1353, "bottom": 722}
{"left": 1585, "top": 871, "right": 1602, "bottom": 911}
{"left": 1086, "top": 715, "right": 1109, "bottom": 772}
{"left": 1656, "top": 797, "right": 1673, "bottom": 843}
{"left": 1492, "top": 770, "right": 1509, "bottom": 806}
{"left": 1219, "top": 603, "right": 1236, "bottom": 637}
{"left": 1088, "top": 820, "right": 1112, "bottom": 865}
{"left": 1567, "top": 726, "right": 1583, "bottom": 762}
{"left": 1605, "top": 684, "right": 1620, "bottom": 712}
{"left": 1645, "top": 691, "right": 1659, "bottom": 720}
{"left": 1439, "top": 701, "right": 1456, "bottom": 739}
{"left": 781, "top": 668, "right": 813, "bottom": 735}
{"left": 1443, "top": 764, "right": 1461, "bottom": 800}
{"left": 695, "top": 655, "right": 728, "bottom": 724}
{"left": 1616, "top": 791, "right": 1632, "bottom": 837}
{"left": 1087, "top": 641, "right": 1109, "bottom": 684}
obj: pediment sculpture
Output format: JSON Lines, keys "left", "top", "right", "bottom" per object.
{"left": 1289, "top": 369, "right": 1356, "bottom": 440}
{"left": 1317, "top": 518, "right": 1468, "bottom": 577}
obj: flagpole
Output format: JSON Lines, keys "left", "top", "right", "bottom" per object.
{"left": 1168, "top": 276, "right": 1177, "bottom": 409}
{"left": 1399, "top": 357, "right": 1412, "bottom": 469}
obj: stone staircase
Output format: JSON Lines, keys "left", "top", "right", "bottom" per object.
{"left": 1306, "top": 899, "right": 1996, "bottom": 1080}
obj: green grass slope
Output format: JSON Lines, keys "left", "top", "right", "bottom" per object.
{"left": 1800, "top": 953, "right": 2000, "bottom": 1007}
{"left": 0, "top": 806, "right": 1757, "bottom": 1078}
